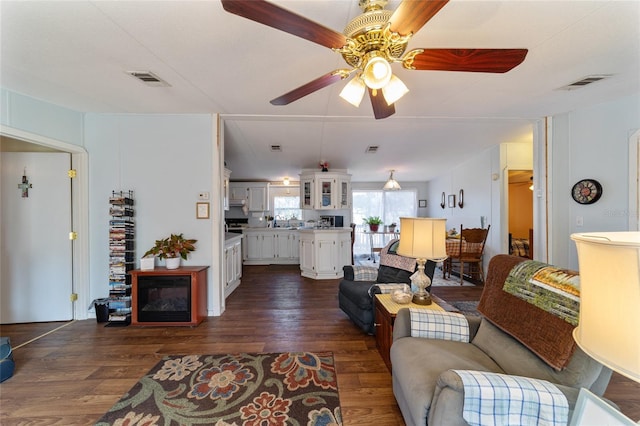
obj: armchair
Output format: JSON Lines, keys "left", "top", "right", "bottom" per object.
{"left": 338, "top": 239, "right": 435, "bottom": 334}
{"left": 390, "top": 255, "right": 612, "bottom": 425}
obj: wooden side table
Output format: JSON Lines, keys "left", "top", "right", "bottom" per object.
{"left": 374, "top": 293, "right": 456, "bottom": 372}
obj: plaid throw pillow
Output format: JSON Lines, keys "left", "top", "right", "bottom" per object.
{"left": 351, "top": 266, "right": 378, "bottom": 281}
{"left": 409, "top": 309, "right": 470, "bottom": 342}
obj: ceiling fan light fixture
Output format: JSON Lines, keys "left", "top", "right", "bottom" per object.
{"left": 339, "top": 77, "right": 366, "bottom": 107}
{"left": 382, "top": 74, "right": 409, "bottom": 105}
{"left": 363, "top": 56, "right": 392, "bottom": 89}
{"left": 383, "top": 170, "right": 401, "bottom": 190}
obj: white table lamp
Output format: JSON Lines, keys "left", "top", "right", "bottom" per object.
{"left": 571, "top": 232, "right": 640, "bottom": 383}
{"left": 571, "top": 232, "right": 640, "bottom": 424}
{"left": 397, "top": 217, "right": 447, "bottom": 305}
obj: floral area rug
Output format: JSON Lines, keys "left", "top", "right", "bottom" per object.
{"left": 95, "top": 352, "right": 342, "bottom": 426}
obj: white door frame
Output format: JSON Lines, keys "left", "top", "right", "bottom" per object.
{"left": 629, "top": 129, "right": 640, "bottom": 231}
{"left": 0, "top": 126, "right": 90, "bottom": 320}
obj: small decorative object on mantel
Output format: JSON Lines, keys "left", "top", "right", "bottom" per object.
{"left": 458, "top": 189, "right": 464, "bottom": 208}
{"left": 18, "top": 168, "right": 32, "bottom": 198}
{"left": 571, "top": 179, "right": 603, "bottom": 205}
{"left": 319, "top": 161, "right": 329, "bottom": 172}
{"left": 144, "top": 233, "right": 197, "bottom": 270}
{"left": 440, "top": 192, "right": 446, "bottom": 209}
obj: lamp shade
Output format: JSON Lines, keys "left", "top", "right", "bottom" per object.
{"left": 397, "top": 217, "right": 447, "bottom": 261}
{"left": 339, "top": 77, "right": 366, "bottom": 107}
{"left": 383, "top": 170, "right": 401, "bottom": 190}
{"left": 571, "top": 231, "right": 640, "bottom": 383}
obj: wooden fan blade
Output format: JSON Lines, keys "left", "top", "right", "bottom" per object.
{"left": 270, "top": 71, "right": 347, "bottom": 106}
{"left": 369, "top": 88, "right": 395, "bottom": 120}
{"left": 407, "top": 48, "right": 528, "bottom": 73}
{"left": 221, "top": 0, "right": 347, "bottom": 49}
{"left": 388, "top": 0, "right": 449, "bottom": 36}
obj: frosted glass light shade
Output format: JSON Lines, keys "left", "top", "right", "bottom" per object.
{"left": 397, "top": 217, "right": 447, "bottom": 261}
{"left": 363, "top": 56, "right": 392, "bottom": 90}
{"left": 339, "top": 77, "right": 366, "bottom": 107}
{"left": 382, "top": 75, "right": 409, "bottom": 105}
{"left": 571, "top": 231, "right": 640, "bottom": 383}
{"left": 383, "top": 170, "right": 401, "bottom": 190}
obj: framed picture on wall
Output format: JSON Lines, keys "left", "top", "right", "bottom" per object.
{"left": 419, "top": 199, "right": 427, "bottom": 208}
{"left": 448, "top": 194, "right": 456, "bottom": 208}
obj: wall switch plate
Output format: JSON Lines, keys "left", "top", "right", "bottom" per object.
{"left": 198, "top": 192, "right": 210, "bottom": 201}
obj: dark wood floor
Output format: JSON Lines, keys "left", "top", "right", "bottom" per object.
{"left": 1, "top": 264, "right": 638, "bottom": 425}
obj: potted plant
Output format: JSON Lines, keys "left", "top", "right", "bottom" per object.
{"left": 388, "top": 222, "right": 397, "bottom": 233}
{"left": 364, "top": 216, "right": 383, "bottom": 232}
{"left": 143, "top": 233, "right": 197, "bottom": 270}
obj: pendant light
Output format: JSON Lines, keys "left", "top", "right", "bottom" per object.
{"left": 383, "top": 170, "right": 401, "bottom": 190}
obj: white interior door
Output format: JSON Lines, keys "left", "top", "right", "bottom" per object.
{"left": 1, "top": 152, "right": 73, "bottom": 323}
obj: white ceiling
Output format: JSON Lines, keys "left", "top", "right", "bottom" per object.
{"left": 1, "top": 1, "right": 639, "bottom": 182}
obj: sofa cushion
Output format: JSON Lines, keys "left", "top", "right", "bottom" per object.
{"left": 391, "top": 337, "right": 504, "bottom": 426}
{"left": 472, "top": 318, "right": 605, "bottom": 390}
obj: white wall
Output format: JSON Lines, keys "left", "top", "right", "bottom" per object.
{"left": 84, "top": 114, "right": 223, "bottom": 314}
{"left": 549, "top": 94, "right": 640, "bottom": 269}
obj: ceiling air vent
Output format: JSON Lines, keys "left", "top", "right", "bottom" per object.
{"left": 366, "top": 145, "right": 379, "bottom": 154}
{"left": 557, "top": 75, "right": 612, "bottom": 91}
{"left": 127, "top": 71, "right": 171, "bottom": 87}
{"left": 270, "top": 145, "right": 282, "bottom": 152}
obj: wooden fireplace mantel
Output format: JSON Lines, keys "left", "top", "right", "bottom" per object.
{"left": 129, "top": 266, "right": 209, "bottom": 326}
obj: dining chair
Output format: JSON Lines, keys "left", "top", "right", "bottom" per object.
{"left": 451, "top": 224, "right": 491, "bottom": 285}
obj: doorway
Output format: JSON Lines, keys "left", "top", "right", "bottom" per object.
{"left": 508, "top": 170, "right": 534, "bottom": 259}
{"left": 0, "top": 130, "right": 90, "bottom": 321}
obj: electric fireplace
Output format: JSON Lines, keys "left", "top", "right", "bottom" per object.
{"left": 130, "top": 266, "right": 209, "bottom": 326}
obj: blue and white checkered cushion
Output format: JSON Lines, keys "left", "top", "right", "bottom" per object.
{"left": 351, "top": 266, "right": 378, "bottom": 281}
{"left": 409, "top": 309, "right": 470, "bottom": 342}
{"left": 453, "top": 370, "right": 569, "bottom": 426}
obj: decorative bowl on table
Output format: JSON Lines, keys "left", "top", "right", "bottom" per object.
{"left": 391, "top": 289, "right": 413, "bottom": 304}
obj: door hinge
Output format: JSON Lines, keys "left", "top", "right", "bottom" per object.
{"left": 70, "top": 293, "right": 78, "bottom": 302}
{"left": 68, "top": 169, "right": 77, "bottom": 178}
{"left": 69, "top": 231, "right": 78, "bottom": 240}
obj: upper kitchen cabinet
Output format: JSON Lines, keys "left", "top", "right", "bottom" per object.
{"left": 299, "top": 170, "right": 351, "bottom": 210}
{"left": 229, "top": 182, "right": 269, "bottom": 211}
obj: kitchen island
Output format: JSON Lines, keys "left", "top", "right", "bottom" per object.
{"left": 299, "top": 228, "right": 352, "bottom": 280}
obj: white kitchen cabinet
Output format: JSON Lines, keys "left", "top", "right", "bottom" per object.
{"left": 229, "top": 182, "right": 269, "bottom": 211}
{"left": 298, "top": 228, "right": 352, "bottom": 279}
{"left": 224, "top": 234, "right": 242, "bottom": 298}
{"left": 299, "top": 171, "right": 351, "bottom": 210}
{"left": 248, "top": 185, "right": 268, "bottom": 211}
{"left": 243, "top": 229, "right": 299, "bottom": 265}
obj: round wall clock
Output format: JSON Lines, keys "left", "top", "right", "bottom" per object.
{"left": 571, "top": 179, "right": 603, "bottom": 204}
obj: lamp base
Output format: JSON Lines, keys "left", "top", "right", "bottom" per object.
{"left": 412, "top": 291, "right": 432, "bottom": 305}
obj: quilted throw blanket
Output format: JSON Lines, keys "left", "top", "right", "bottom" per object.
{"left": 503, "top": 260, "right": 580, "bottom": 326}
{"left": 379, "top": 239, "right": 417, "bottom": 272}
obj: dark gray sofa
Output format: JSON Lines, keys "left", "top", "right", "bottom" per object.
{"left": 390, "top": 254, "right": 612, "bottom": 426}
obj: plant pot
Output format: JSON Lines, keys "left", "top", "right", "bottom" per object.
{"left": 140, "top": 257, "right": 155, "bottom": 271}
{"left": 369, "top": 224, "right": 379, "bottom": 232}
{"left": 165, "top": 257, "right": 181, "bottom": 270}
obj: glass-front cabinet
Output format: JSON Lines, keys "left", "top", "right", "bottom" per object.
{"left": 301, "top": 176, "right": 314, "bottom": 209}
{"left": 299, "top": 170, "right": 351, "bottom": 210}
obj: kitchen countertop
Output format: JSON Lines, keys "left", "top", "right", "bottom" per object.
{"left": 225, "top": 232, "right": 243, "bottom": 241}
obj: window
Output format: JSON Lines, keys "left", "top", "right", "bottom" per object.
{"left": 352, "top": 189, "right": 417, "bottom": 227}
{"left": 273, "top": 195, "right": 302, "bottom": 221}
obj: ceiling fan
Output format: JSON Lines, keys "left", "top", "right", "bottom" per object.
{"left": 221, "top": 0, "right": 528, "bottom": 119}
